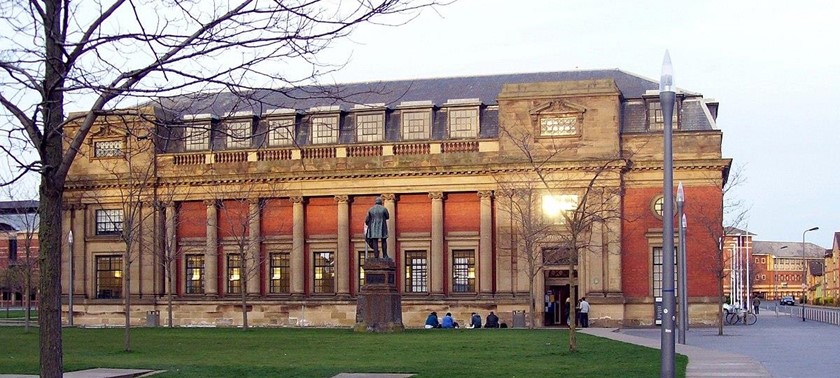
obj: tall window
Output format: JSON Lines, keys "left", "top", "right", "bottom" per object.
{"left": 647, "top": 101, "right": 679, "bottom": 131}
{"left": 7, "top": 238, "right": 17, "bottom": 261}
{"left": 542, "top": 194, "right": 578, "bottom": 225}
{"left": 357, "top": 251, "right": 367, "bottom": 289}
{"left": 270, "top": 252, "right": 290, "bottom": 294}
{"left": 313, "top": 251, "right": 335, "bottom": 294}
{"left": 185, "top": 254, "right": 205, "bottom": 294}
{"left": 93, "top": 140, "right": 123, "bottom": 157}
{"left": 356, "top": 113, "right": 384, "bottom": 142}
{"left": 311, "top": 116, "right": 339, "bottom": 144}
{"left": 401, "top": 110, "right": 431, "bottom": 140}
{"left": 185, "top": 126, "right": 208, "bottom": 151}
{"left": 268, "top": 118, "right": 295, "bottom": 147}
{"left": 652, "top": 247, "right": 678, "bottom": 297}
{"left": 448, "top": 108, "right": 479, "bottom": 138}
{"left": 452, "top": 249, "right": 476, "bottom": 293}
{"left": 96, "top": 255, "right": 123, "bottom": 299}
{"left": 405, "top": 250, "right": 428, "bottom": 293}
{"left": 227, "top": 254, "right": 241, "bottom": 294}
{"left": 225, "top": 121, "right": 252, "bottom": 149}
{"left": 95, "top": 209, "right": 123, "bottom": 235}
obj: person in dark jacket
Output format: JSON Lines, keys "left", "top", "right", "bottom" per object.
{"left": 424, "top": 311, "right": 440, "bottom": 329}
{"left": 485, "top": 311, "right": 500, "bottom": 328}
{"left": 470, "top": 312, "right": 482, "bottom": 328}
{"left": 442, "top": 312, "right": 455, "bottom": 328}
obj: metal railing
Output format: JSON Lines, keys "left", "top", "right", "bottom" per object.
{"left": 767, "top": 303, "right": 840, "bottom": 326}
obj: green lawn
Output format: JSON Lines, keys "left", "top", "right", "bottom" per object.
{"left": 0, "top": 327, "right": 686, "bottom": 377}
{"left": 0, "top": 309, "right": 37, "bottom": 319}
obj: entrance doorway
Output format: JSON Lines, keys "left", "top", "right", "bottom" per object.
{"left": 545, "top": 284, "right": 578, "bottom": 327}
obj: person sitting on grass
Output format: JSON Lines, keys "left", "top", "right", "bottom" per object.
{"left": 442, "top": 312, "right": 455, "bottom": 329}
{"left": 424, "top": 311, "right": 441, "bottom": 329}
{"left": 485, "top": 311, "right": 500, "bottom": 328}
{"left": 470, "top": 312, "right": 482, "bottom": 328}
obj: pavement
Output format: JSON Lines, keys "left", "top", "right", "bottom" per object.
{"left": 584, "top": 304, "right": 840, "bottom": 378}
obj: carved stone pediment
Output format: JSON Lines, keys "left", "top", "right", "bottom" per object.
{"left": 90, "top": 123, "right": 126, "bottom": 139}
{"left": 529, "top": 100, "right": 586, "bottom": 120}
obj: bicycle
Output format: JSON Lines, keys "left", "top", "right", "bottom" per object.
{"left": 725, "top": 307, "right": 757, "bottom": 325}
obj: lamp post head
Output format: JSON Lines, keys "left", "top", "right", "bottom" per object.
{"left": 68, "top": 230, "right": 73, "bottom": 244}
{"left": 676, "top": 182, "right": 684, "bottom": 203}
{"left": 806, "top": 226, "right": 819, "bottom": 232}
{"left": 660, "top": 50, "right": 675, "bottom": 92}
{"left": 681, "top": 214, "right": 687, "bottom": 228}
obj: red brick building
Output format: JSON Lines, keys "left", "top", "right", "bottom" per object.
{"left": 62, "top": 70, "right": 731, "bottom": 327}
{"left": 0, "top": 200, "right": 39, "bottom": 306}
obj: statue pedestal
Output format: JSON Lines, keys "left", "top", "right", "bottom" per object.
{"left": 354, "top": 258, "right": 404, "bottom": 332}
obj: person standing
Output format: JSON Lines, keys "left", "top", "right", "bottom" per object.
{"left": 579, "top": 297, "right": 590, "bottom": 328}
{"left": 752, "top": 296, "right": 761, "bottom": 314}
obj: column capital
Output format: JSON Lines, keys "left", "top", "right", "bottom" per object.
{"left": 289, "top": 196, "right": 304, "bottom": 204}
{"left": 203, "top": 199, "right": 218, "bottom": 208}
{"left": 334, "top": 195, "right": 349, "bottom": 203}
{"left": 248, "top": 197, "right": 262, "bottom": 206}
{"left": 478, "top": 190, "right": 494, "bottom": 199}
{"left": 380, "top": 193, "right": 397, "bottom": 202}
{"left": 428, "top": 192, "right": 444, "bottom": 200}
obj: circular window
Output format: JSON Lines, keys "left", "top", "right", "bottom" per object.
{"left": 650, "top": 195, "right": 677, "bottom": 220}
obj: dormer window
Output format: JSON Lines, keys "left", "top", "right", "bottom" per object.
{"left": 182, "top": 114, "right": 217, "bottom": 151}
{"left": 309, "top": 107, "right": 340, "bottom": 145}
{"left": 445, "top": 98, "right": 481, "bottom": 139}
{"left": 353, "top": 104, "right": 385, "bottom": 143}
{"left": 268, "top": 118, "right": 295, "bottom": 147}
{"left": 225, "top": 120, "right": 252, "bottom": 149}
{"left": 647, "top": 100, "right": 679, "bottom": 131}
{"left": 399, "top": 101, "right": 433, "bottom": 141}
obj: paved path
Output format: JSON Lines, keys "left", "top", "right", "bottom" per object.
{"left": 596, "top": 307, "right": 840, "bottom": 378}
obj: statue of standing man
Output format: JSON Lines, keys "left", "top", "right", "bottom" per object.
{"left": 365, "top": 197, "right": 389, "bottom": 259}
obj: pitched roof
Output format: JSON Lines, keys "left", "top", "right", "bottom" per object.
{"left": 752, "top": 240, "right": 827, "bottom": 258}
{"left": 158, "top": 69, "right": 688, "bottom": 118}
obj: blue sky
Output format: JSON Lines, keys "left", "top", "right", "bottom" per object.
{"left": 319, "top": 0, "right": 839, "bottom": 248}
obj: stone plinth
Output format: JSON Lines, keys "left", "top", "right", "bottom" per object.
{"left": 354, "top": 258, "right": 404, "bottom": 332}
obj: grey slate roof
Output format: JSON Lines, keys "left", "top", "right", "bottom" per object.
{"left": 160, "top": 69, "right": 668, "bottom": 117}
{"left": 752, "top": 240, "right": 827, "bottom": 258}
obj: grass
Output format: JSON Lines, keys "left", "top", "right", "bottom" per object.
{"left": 0, "top": 309, "right": 37, "bottom": 319}
{"left": 0, "top": 327, "right": 687, "bottom": 377}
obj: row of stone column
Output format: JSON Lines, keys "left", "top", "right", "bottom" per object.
{"left": 165, "top": 191, "right": 495, "bottom": 297}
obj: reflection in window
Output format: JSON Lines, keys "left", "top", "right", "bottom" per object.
{"left": 268, "top": 118, "right": 295, "bottom": 147}
{"left": 95, "top": 209, "right": 123, "bottom": 235}
{"left": 96, "top": 255, "right": 123, "bottom": 299}
{"left": 270, "top": 252, "right": 290, "bottom": 294}
{"left": 405, "top": 250, "right": 428, "bottom": 293}
{"left": 185, "top": 254, "right": 205, "bottom": 294}
{"left": 358, "top": 251, "right": 366, "bottom": 289}
{"left": 185, "top": 126, "right": 208, "bottom": 151}
{"left": 226, "top": 121, "right": 252, "bottom": 149}
{"left": 313, "top": 251, "right": 335, "bottom": 294}
{"left": 452, "top": 249, "right": 475, "bottom": 293}
{"left": 227, "top": 254, "right": 241, "bottom": 294}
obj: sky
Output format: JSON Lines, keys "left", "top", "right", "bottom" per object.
{"left": 312, "top": 0, "right": 839, "bottom": 248}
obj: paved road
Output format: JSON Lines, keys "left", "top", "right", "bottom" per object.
{"left": 620, "top": 306, "right": 840, "bottom": 378}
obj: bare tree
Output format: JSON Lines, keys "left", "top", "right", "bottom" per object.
{"left": 495, "top": 122, "right": 627, "bottom": 351}
{"left": 0, "top": 1, "right": 439, "bottom": 374}
{"left": 689, "top": 165, "right": 748, "bottom": 336}
{"left": 0, "top": 191, "right": 39, "bottom": 332}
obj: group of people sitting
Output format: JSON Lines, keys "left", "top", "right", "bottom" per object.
{"left": 424, "top": 311, "right": 503, "bottom": 329}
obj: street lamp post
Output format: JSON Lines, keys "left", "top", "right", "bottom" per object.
{"left": 676, "top": 182, "right": 687, "bottom": 344}
{"left": 68, "top": 230, "right": 74, "bottom": 326}
{"left": 802, "top": 226, "right": 819, "bottom": 321}
{"left": 659, "top": 50, "right": 677, "bottom": 378}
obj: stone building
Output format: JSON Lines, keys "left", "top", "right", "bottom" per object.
{"left": 0, "top": 200, "right": 39, "bottom": 306}
{"left": 61, "top": 70, "right": 731, "bottom": 327}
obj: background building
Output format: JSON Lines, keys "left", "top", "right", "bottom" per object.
{"left": 61, "top": 70, "right": 731, "bottom": 327}
{"left": 738, "top": 239, "right": 827, "bottom": 303}
{"left": 0, "top": 200, "right": 39, "bottom": 307}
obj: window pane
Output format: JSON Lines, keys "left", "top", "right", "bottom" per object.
{"left": 95, "top": 209, "right": 123, "bottom": 235}
{"left": 540, "top": 117, "right": 577, "bottom": 136}
{"left": 96, "top": 255, "right": 123, "bottom": 299}
{"left": 185, "top": 254, "right": 205, "bottom": 294}
{"left": 227, "top": 254, "right": 241, "bottom": 294}
{"left": 268, "top": 119, "right": 295, "bottom": 147}
{"left": 405, "top": 250, "right": 428, "bottom": 293}
{"left": 185, "top": 126, "right": 208, "bottom": 151}
{"left": 449, "top": 108, "right": 478, "bottom": 138}
{"left": 311, "top": 116, "right": 338, "bottom": 144}
{"left": 313, "top": 251, "right": 335, "bottom": 294}
{"left": 452, "top": 249, "right": 475, "bottom": 293}
{"left": 652, "top": 247, "right": 678, "bottom": 297}
{"left": 226, "top": 121, "right": 251, "bottom": 149}
{"left": 402, "top": 111, "right": 431, "bottom": 140}
{"left": 356, "top": 113, "right": 384, "bottom": 142}
{"left": 94, "top": 140, "right": 123, "bottom": 157}
{"left": 270, "top": 252, "right": 290, "bottom": 294}
{"left": 648, "top": 101, "right": 678, "bottom": 131}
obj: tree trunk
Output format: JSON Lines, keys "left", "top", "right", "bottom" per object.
{"left": 717, "top": 273, "right": 724, "bottom": 336}
{"left": 24, "top": 271, "right": 31, "bottom": 332}
{"left": 38, "top": 182, "right": 64, "bottom": 377}
{"left": 569, "top": 281, "right": 577, "bottom": 352}
{"left": 527, "top": 277, "right": 536, "bottom": 329}
{"left": 124, "top": 250, "right": 132, "bottom": 352}
{"left": 241, "top": 251, "right": 249, "bottom": 330}
{"left": 167, "top": 260, "right": 174, "bottom": 328}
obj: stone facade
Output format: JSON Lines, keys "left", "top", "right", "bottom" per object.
{"left": 61, "top": 70, "right": 731, "bottom": 328}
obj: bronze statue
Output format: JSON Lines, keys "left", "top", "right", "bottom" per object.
{"left": 365, "top": 197, "right": 389, "bottom": 259}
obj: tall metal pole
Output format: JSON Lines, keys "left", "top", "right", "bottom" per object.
{"left": 68, "top": 230, "right": 74, "bottom": 326}
{"left": 659, "top": 50, "right": 677, "bottom": 378}
{"left": 676, "top": 183, "right": 686, "bottom": 343}
{"left": 802, "top": 226, "right": 819, "bottom": 321}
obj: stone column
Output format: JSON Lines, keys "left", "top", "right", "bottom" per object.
{"left": 165, "top": 202, "right": 176, "bottom": 296}
{"left": 335, "top": 195, "right": 350, "bottom": 296}
{"left": 247, "top": 198, "right": 261, "bottom": 295}
{"left": 205, "top": 200, "right": 218, "bottom": 295}
{"left": 290, "top": 196, "right": 305, "bottom": 295}
{"left": 478, "top": 191, "right": 494, "bottom": 295}
{"left": 381, "top": 193, "right": 397, "bottom": 261}
{"left": 429, "top": 192, "right": 444, "bottom": 295}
